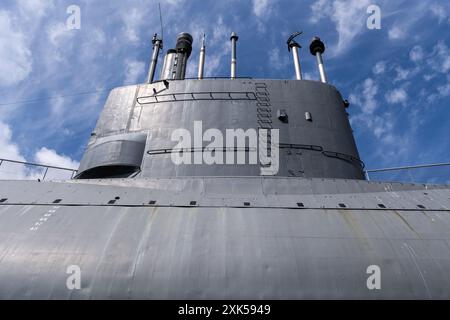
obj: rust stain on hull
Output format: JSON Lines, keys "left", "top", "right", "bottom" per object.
{"left": 338, "top": 210, "right": 372, "bottom": 252}
{"left": 392, "top": 210, "right": 421, "bottom": 239}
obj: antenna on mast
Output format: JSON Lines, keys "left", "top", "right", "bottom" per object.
{"left": 287, "top": 31, "right": 303, "bottom": 80}
{"left": 198, "top": 33, "right": 206, "bottom": 79}
{"left": 146, "top": 3, "right": 164, "bottom": 83}
{"left": 158, "top": 2, "right": 164, "bottom": 43}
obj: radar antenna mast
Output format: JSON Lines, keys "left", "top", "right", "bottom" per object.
{"left": 287, "top": 31, "right": 303, "bottom": 80}
{"left": 158, "top": 2, "right": 164, "bottom": 43}
{"left": 146, "top": 3, "right": 164, "bottom": 83}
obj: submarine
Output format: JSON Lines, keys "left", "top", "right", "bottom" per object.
{"left": 0, "top": 29, "right": 450, "bottom": 299}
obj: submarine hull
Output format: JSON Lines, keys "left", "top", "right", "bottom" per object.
{"left": 0, "top": 177, "right": 449, "bottom": 299}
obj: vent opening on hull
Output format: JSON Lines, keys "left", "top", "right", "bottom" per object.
{"left": 76, "top": 165, "right": 140, "bottom": 179}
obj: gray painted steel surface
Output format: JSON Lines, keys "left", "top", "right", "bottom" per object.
{"left": 0, "top": 178, "right": 449, "bottom": 299}
{"left": 78, "top": 79, "right": 364, "bottom": 180}
{"left": 2, "top": 76, "right": 448, "bottom": 299}
{"left": 77, "top": 132, "right": 147, "bottom": 176}
{"left": 197, "top": 34, "right": 205, "bottom": 79}
{"left": 146, "top": 36, "right": 162, "bottom": 84}
{"left": 230, "top": 32, "right": 238, "bottom": 79}
{"left": 291, "top": 45, "right": 302, "bottom": 80}
{"left": 160, "top": 50, "right": 177, "bottom": 80}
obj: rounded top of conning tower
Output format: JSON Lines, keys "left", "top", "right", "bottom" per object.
{"left": 76, "top": 79, "right": 365, "bottom": 180}
{"left": 175, "top": 32, "right": 193, "bottom": 58}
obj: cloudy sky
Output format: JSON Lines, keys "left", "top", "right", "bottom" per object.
{"left": 0, "top": 0, "right": 449, "bottom": 182}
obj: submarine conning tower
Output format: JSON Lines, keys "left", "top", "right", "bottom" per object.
{"left": 76, "top": 32, "right": 365, "bottom": 180}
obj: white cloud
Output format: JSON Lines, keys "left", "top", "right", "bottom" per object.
{"left": 385, "top": 88, "right": 408, "bottom": 105}
{"left": 430, "top": 3, "right": 449, "bottom": 24}
{"left": 383, "top": 1, "right": 430, "bottom": 41}
{"left": 351, "top": 112, "right": 394, "bottom": 140}
{"left": 121, "top": 8, "right": 146, "bottom": 44}
{"left": 310, "top": 0, "right": 371, "bottom": 55}
{"left": 80, "top": 28, "right": 106, "bottom": 61}
{"left": 34, "top": 147, "right": 79, "bottom": 169}
{"left": 252, "top": 0, "right": 275, "bottom": 32}
{"left": 349, "top": 78, "right": 378, "bottom": 114}
{"left": 429, "top": 77, "right": 450, "bottom": 102}
{"left": 302, "top": 72, "right": 314, "bottom": 80}
{"left": 409, "top": 45, "right": 424, "bottom": 62}
{"left": 47, "top": 22, "right": 75, "bottom": 47}
{"left": 349, "top": 78, "right": 400, "bottom": 142}
{"left": 32, "top": 147, "right": 79, "bottom": 180}
{"left": 372, "top": 61, "right": 386, "bottom": 75}
{"left": 310, "top": 0, "right": 333, "bottom": 24}
{"left": 212, "top": 16, "right": 231, "bottom": 43}
{"left": 50, "top": 96, "right": 66, "bottom": 116}
{"left": 428, "top": 41, "right": 450, "bottom": 73}
{"left": 438, "top": 83, "right": 450, "bottom": 97}
{"left": 124, "top": 59, "right": 146, "bottom": 84}
{"left": 162, "top": 0, "right": 185, "bottom": 5}
{"left": 253, "top": 0, "right": 272, "bottom": 18}
{"left": 0, "top": 121, "right": 78, "bottom": 180}
{"left": 0, "top": 10, "right": 32, "bottom": 87}
{"left": 268, "top": 47, "right": 289, "bottom": 70}
{"left": 0, "top": 121, "right": 26, "bottom": 163}
{"left": 393, "top": 66, "right": 417, "bottom": 82}
{"left": 0, "top": 121, "right": 31, "bottom": 179}
{"left": 388, "top": 26, "right": 405, "bottom": 40}
{"left": 18, "top": 0, "right": 53, "bottom": 18}
{"left": 204, "top": 54, "right": 223, "bottom": 77}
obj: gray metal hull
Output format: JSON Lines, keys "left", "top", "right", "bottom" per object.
{"left": 1, "top": 177, "right": 449, "bottom": 299}
{"left": 77, "top": 79, "right": 365, "bottom": 180}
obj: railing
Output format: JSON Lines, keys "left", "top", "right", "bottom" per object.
{"left": 1, "top": 156, "right": 449, "bottom": 184}
{"left": 365, "top": 162, "right": 450, "bottom": 184}
{"left": 151, "top": 76, "right": 253, "bottom": 84}
{"left": 137, "top": 91, "right": 257, "bottom": 105}
{"left": 0, "top": 158, "right": 78, "bottom": 181}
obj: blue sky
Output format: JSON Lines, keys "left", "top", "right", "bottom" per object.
{"left": 0, "top": 0, "right": 449, "bottom": 182}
